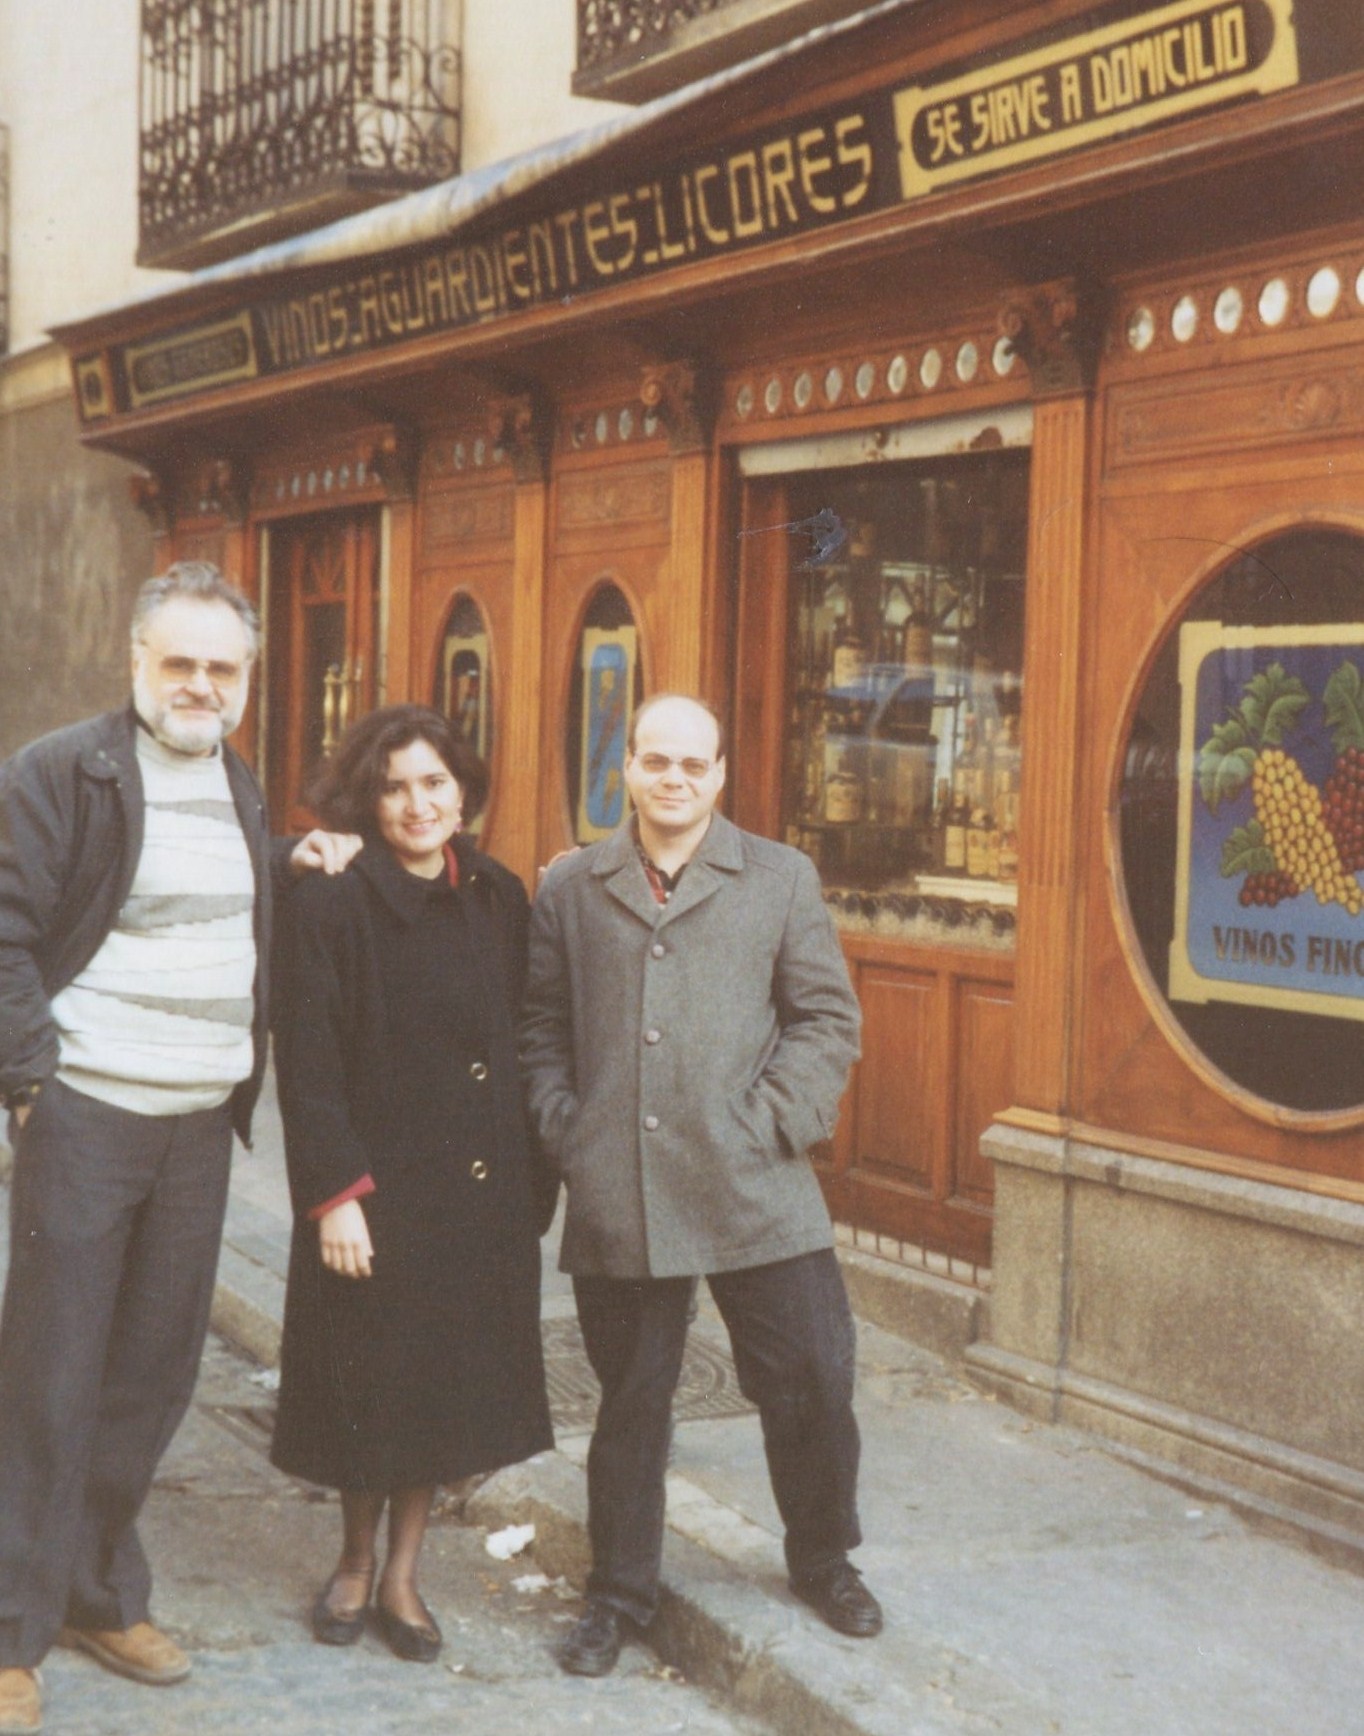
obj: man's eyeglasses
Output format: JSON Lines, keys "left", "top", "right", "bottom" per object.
{"left": 147, "top": 654, "right": 245, "bottom": 686}
{"left": 634, "top": 753, "right": 714, "bottom": 781}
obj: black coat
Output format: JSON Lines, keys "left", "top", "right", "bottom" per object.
{"left": 0, "top": 705, "right": 281, "bottom": 1141}
{"left": 270, "top": 838, "right": 554, "bottom": 1492}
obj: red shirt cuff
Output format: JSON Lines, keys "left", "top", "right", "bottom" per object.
{"left": 307, "top": 1174, "right": 377, "bottom": 1221}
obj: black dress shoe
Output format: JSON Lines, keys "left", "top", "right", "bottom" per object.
{"left": 558, "top": 1600, "right": 630, "bottom": 1677}
{"left": 311, "top": 1568, "right": 373, "bottom": 1646}
{"left": 790, "top": 1561, "right": 884, "bottom": 1637}
{"left": 374, "top": 1597, "right": 442, "bottom": 1664}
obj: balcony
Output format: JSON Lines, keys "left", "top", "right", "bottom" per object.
{"left": 574, "top": 0, "right": 875, "bottom": 103}
{"left": 139, "top": 1, "right": 461, "bottom": 271}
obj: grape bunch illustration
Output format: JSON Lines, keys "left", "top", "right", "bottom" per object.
{"left": 1198, "top": 660, "right": 1364, "bottom": 917}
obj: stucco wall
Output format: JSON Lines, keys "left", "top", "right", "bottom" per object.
{"left": 0, "top": 376, "right": 151, "bottom": 758}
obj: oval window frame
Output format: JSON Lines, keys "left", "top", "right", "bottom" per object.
{"left": 1105, "top": 513, "right": 1364, "bottom": 1135}
{"left": 432, "top": 588, "right": 495, "bottom": 838}
{"left": 562, "top": 576, "right": 647, "bottom": 847}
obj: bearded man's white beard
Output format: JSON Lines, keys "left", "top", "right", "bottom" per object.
{"left": 133, "top": 669, "right": 246, "bottom": 755}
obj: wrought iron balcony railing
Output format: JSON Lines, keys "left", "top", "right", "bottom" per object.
{"left": 139, "top": 0, "right": 461, "bottom": 269}
{"left": 575, "top": 0, "right": 873, "bottom": 102}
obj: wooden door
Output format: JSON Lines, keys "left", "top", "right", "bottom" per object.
{"left": 267, "top": 511, "right": 379, "bottom": 832}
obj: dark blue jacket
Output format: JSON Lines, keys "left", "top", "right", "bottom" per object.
{"left": 0, "top": 704, "right": 284, "bottom": 1143}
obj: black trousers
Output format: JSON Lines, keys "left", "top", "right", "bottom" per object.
{"left": 573, "top": 1247, "right": 862, "bottom": 1627}
{"left": 0, "top": 1080, "right": 233, "bottom": 1668}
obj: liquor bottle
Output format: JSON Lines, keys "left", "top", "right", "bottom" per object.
{"left": 944, "top": 773, "right": 969, "bottom": 873}
{"left": 992, "top": 711, "right": 1021, "bottom": 815}
{"left": 804, "top": 701, "right": 828, "bottom": 818}
{"left": 997, "top": 790, "right": 1020, "bottom": 884}
{"left": 957, "top": 705, "right": 982, "bottom": 806}
{"left": 966, "top": 799, "right": 992, "bottom": 878}
{"left": 824, "top": 748, "right": 865, "bottom": 824}
{"left": 830, "top": 616, "right": 867, "bottom": 691}
{"left": 930, "top": 777, "right": 951, "bottom": 870}
{"left": 901, "top": 576, "right": 933, "bottom": 673}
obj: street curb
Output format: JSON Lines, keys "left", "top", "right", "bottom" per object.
{"left": 211, "top": 1241, "right": 284, "bottom": 1369}
{"left": 465, "top": 1454, "right": 961, "bottom": 1736}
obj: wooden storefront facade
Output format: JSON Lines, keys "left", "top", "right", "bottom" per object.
{"left": 56, "top": 0, "right": 1364, "bottom": 1541}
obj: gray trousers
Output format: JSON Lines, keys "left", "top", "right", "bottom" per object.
{"left": 0, "top": 1080, "right": 233, "bottom": 1668}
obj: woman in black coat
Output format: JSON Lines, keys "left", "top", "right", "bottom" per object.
{"left": 270, "top": 704, "right": 554, "bottom": 1663}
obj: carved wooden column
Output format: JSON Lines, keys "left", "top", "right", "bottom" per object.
{"left": 1003, "top": 280, "right": 1104, "bottom": 1126}
{"left": 491, "top": 393, "right": 552, "bottom": 890}
{"left": 366, "top": 428, "right": 417, "bottom": 702}
{"left": 641, "top": 361, "right": 712, "bottom": 694}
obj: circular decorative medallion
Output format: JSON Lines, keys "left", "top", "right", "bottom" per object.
{"left": 1213, "top": 287, "right": 1243, "bottom": 335}
{"left": 824, "top": 365, "right": 844, "bottom": 404}
{"left": 453, "top": 441, "right": 466, "bottom": 469}
{"left": 854, "top": 361, "right": 875, "bottom": 399}
{"left": 794, "top": 371, "right": 814, "bottom": 409}
{"left": 992, "top": 335, "right": 1016, "bottom": 374}
{"left": 1126, "top": 307, "right": 1156, "bottom": 352}
{"left": 956, "top": 340, "right": 979, "bottom": 383}
{"left": 1258, "top": 277, "right": 1290, "bottom": 327}
{"left": 618, "top": 407, "right": 635, "bottom": 440}
{"left": 1307, "top": 265, "right": 1342, "bottom": 319}
{"left": 1170, "top": 295, "right": 1198, "bottom": 343}
{"left": 887, "top": 354, "right": 908, "bottom": 394}
{"left": 473, "top": 437, "right": 487, "bottom": 466}
{"left": 595, "top": 412, "right": 609, "bottom": 444}
{"left": 763, "top": 376, "right": 783, "bottom": 414}
{"left": 735, "top": 383, "right": 755, "bottom": 419}
{"left": 919, "top": 348, "right": 943, "bottom": 389}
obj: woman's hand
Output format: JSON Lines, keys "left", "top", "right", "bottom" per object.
{"left": 318, "top": 1199, "right": 374, "bottom": 1279}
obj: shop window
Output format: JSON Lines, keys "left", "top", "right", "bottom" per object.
{"left": 565, "top": 582, "right": 643, "bottom": 845}
{"left": 436, "top": 592, "right": 491, "bottom": 836}
{"left": 781, "top": 451, "right": 1028, "bottom": 938}
{"left": 1119, "top": 527, "right": 1364, "bottom": 1116}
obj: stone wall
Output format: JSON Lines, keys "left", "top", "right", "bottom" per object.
{"left": 971, "top": 1122, "right": 1364, "bottom": 1557}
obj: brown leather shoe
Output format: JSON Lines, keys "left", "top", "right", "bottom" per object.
{"left": 0, "top": 1667, "right": 41, "bottom": 1734}
{"left": 58, "top": 1622, "right": 190, "bottom": 1686}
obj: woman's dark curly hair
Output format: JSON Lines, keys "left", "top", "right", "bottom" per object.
{"left": 307, "top": 704, "right": 490, "bottom": 835}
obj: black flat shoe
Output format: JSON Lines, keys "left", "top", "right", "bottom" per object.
{"left": 374, "top": 1598, "right": 442, "bottom": 1664}
{"left": 311, "top": 1567, "right": 374, "bottom": 1646}
{"left": 790, "top": 1561, "right": 884, "bottom": 1638}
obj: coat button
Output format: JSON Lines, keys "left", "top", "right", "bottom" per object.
{"left": 643, "top": 1114, "right": 659, "bottom": 1131}
{"left": 470, "top": 1160, "right": 488, "bottom": 1180}
{"left": 644, "top": 1028, "right": 661, "bottom": 1045}
{"left": 470, "top": 1061, "right": 488, "bottom": 1081}
{"left": 651, "top": 942, "right": 666, "bottom": 958}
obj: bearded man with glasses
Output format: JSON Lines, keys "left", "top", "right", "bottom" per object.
{"left": 0, "top": 563, "right": 356, "bottom": 1735}
{"left": 521, "top": 692, "right": 882, "bottom": 1679}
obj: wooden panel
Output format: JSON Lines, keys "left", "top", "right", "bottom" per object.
{"left": 1107, "top": 350, "right": 1364, "bottom": 474}
{"left": 1013, "top": 391, "right": 1091, "bottom": 1116}
{"left": 953, "top": 974, "right": 1015, "bottom": 1205}
{"left": 539, "top": 448, "right": 680, "bottom": 863}
{"left": 730, "top": 478, "right": 790, "bottom": 839}
{"left": 1075, "top": 399, "right": 1364, "bottom": 1180}
{"left": 827, "top": 936, "right": 1012, "bottom": 1263}
{"left": 848, "top": 965, "right": 940, "bottom": 1193}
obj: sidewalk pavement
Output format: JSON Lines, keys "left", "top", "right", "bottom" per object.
{"left": 6, "top": 1086, "right": 1364, "bottom": 1734}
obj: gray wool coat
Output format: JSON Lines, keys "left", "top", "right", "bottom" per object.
{"left": 519, "top": 813, "right": 862, "bottom": 1279}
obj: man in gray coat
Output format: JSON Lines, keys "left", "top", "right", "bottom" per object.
{"left": 521, "top": 693, "right": 881, "bottom": 1677}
